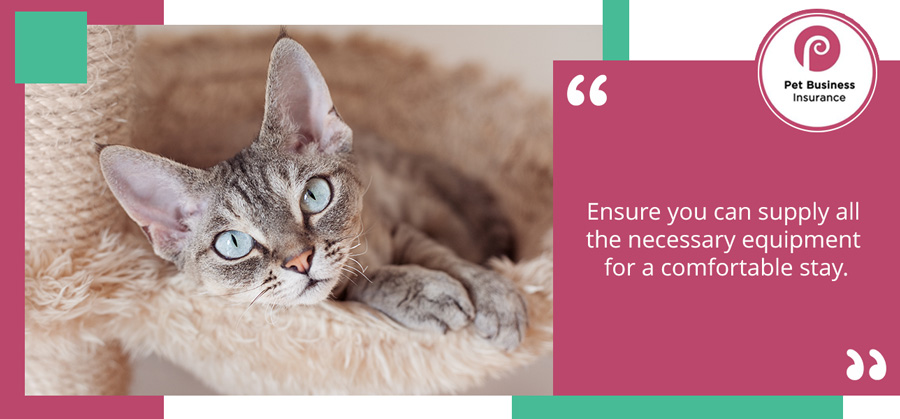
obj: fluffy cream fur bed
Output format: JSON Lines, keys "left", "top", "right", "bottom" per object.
{"left": 24, "top": 27, "right": 553, "bottom": 394}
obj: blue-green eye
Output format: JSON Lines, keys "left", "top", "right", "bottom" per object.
{"left": 213, "top": 230, "right": 254, "bottom": 260}
{"left": 300, "top": 177, "right": 332, "bottom": 213}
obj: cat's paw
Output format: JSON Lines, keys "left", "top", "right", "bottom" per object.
{"left": 461, "top": 268, "right": 528, "bottom": 351}
{"left": 351, "top": 265, "right": 475, "bottom": 334}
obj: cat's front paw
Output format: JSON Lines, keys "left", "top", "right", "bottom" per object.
{"left": 461, "top": 268, "right": 528, "bottom": 351}
{"left": 349, "top": 265, "right": 475, "bottom": 334}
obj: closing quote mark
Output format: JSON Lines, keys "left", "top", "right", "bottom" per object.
{"left": 846, "top": 349, "right": 887, "bottom": 381}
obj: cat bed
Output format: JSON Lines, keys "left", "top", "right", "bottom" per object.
{"left": 24, "top": 26, "right": 553, "bottom": 394}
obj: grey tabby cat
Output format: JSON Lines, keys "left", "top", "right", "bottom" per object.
{"left": 99, "top": 35, "right": 527, "bottom": 350}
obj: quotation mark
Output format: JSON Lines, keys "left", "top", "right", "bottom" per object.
{"left": 846, "top": 349, "right": 886, "bottom": 381}
{"left": 567, "top": 74, "right": 607, "bottom": 106}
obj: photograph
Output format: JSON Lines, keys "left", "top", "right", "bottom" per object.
{"left": 23, "top": 24, "right": 590, "bottom": 395}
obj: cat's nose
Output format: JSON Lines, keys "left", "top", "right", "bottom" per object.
{"left": 283, "top": 249, "right": 314, "bottom": 274}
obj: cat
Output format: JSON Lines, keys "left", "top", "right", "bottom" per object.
{"left": 98, "top": 34, "right": 527, "bottom": 350}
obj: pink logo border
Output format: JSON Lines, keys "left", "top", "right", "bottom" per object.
{"left": 756, "top": 9, "right": 879, "bottom": 133}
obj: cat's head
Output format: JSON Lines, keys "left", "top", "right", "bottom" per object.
{"left": 99, "top": 37, "right": 364, "bottom": 305}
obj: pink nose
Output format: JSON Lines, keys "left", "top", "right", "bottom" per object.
{"left": 284, "top": 249, "right": 314, "bottom": 274}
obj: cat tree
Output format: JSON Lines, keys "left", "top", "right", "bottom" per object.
{"left": 24, "top": 26, "right": 554, "bottom": 394}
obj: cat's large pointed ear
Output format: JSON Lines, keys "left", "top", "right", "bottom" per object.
{"left": 260, "top": 37, "right": 352, "bottom": 154}
{"left": 99, "top": 145, "right": 209, "bottom": 263}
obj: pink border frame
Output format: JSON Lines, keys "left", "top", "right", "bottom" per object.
{"left": 756, "top": 9, "right": 879, "bottom": 133}
{"left": 9, "top": 1, "right": 163, "bottom": 418}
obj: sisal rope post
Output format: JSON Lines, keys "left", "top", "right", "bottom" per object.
{"left": 24, "top": 25, "right": 136, "bottom": 395}
{"left": 25, "top": 25, "right": 135, "bottom": 248}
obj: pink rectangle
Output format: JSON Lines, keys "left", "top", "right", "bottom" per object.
{"left": 10, "top": 0, "right": 164, "bottom": 417}
{"left": 12, "top": 0, "right": 163, "bottom": 24}
{"left": 553, "top": 61, "right": 900, "bottom": 395}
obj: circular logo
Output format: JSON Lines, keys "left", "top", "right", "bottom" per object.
{"left": 757, "top": 10, "right": 878, "bottom": 132}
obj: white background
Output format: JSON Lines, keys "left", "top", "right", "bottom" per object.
{"left": 165, "top": 396, "right": 512, "bottom": 419}
{"left": 632, "top": 0, "right": 900, "bottom": 60}
{"left": 163, "top": 0, "right": 604, "bottom": 24}
{"left": 845, "top": 396, "right": 900, "bottom": 419}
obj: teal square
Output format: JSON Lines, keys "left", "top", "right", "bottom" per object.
{"left": 15, "top": 12, "right": 87, "bottom": 84}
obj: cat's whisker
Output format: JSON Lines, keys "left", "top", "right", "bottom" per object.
{"left": 337, "top": 227, "right": 363, "bottom": 243}
{"left": 265, "top": 302, "right": 277, "bottom": 326}
{"left": 347, "top": 256, "right": 368, "bottom": 273}
{"left": 339, "top": 266, "right": 359, "bottom": 279}
{"left": 341, "top": 265, "right": 371, "bottom": 283}
{"left": 209, "top": 282, "right": 267, "bottom": 298}
{"left": 236, "top": 286, "right": 271, "bottom": 323}
{"left": 358, "top": 173, "right": 374, "bottom": 200}
{"left": 340, "top": 223, "right": 373, "bottom": 244}
{"left": 343, "top": 265, "right": 366, "bottom": 276}
{"left": 337, "top": 271, "right": 358, "bottom": 286}
{"left": 349, "top": 237, "right": 369, "bottom": 256}
{"left": 248, "top": 286, "right": 271, "bottom": 308}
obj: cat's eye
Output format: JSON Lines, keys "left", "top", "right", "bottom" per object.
{"left": 300, "top": 177, "right": 332, "bottom": 214}
{"left": 213, "top": 230, "right": 255, "bottom": 260}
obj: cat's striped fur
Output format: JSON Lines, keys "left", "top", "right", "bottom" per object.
{"left": 99, "top": 36, "right": 526, "bottom": 350}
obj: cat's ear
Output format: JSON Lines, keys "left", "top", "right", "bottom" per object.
{"left": 260, "top": 37, "right": 352, "bottom": 154}
{"left": 99, "top": 145, "right": 209, "bottom": 262}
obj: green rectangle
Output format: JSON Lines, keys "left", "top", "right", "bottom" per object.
{"left": 15, "top": 12, "right": 87, "bottom": 83}
{"left": 603, "top": 0, "right": 629, "bottom": 60}
{"left": 512, "top": 396, "right": 842, "bottom": 419}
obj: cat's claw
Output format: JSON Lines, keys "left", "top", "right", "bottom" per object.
{"left": 346, "top": 262, "right": 527, "bottom": 350}
{"left": 462, "top": 269, "right": 528, "bottom": 351}
{"left": 350, "top": 265, "right": 475, "bottom": 334}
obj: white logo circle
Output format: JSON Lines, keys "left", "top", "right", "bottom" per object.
{"left": 757, "top": 10, "right": 878, "bottom": 132}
